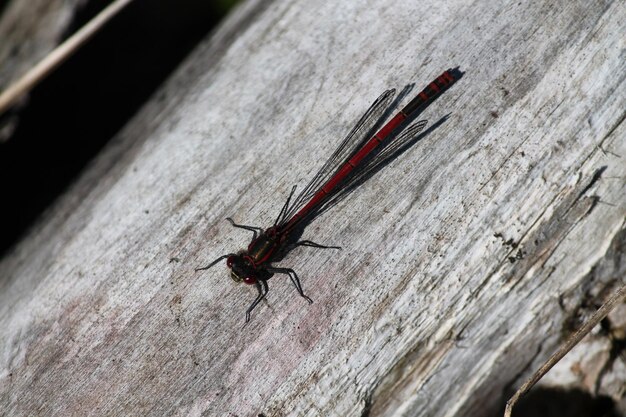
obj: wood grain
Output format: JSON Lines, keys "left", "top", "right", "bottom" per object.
{"left": 1, "top": 0, "right": 624, "bottom": 416}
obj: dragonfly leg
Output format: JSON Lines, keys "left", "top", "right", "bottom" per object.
{"left": 245, "top": 279, "right": 269, "bottom": 323}
{"left": 226, "top": 217, "right": 263, "bottom": 240}
{"left": 266, "top": 267, "right": 313, "bottom": 304}
{"left": 195, "top": 253, "right": 236, "bottom": 271}
{"left": 293, "top": 240, "right": 341, "bottom": 250}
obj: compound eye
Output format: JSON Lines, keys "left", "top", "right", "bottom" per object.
{"left": 226, "top": 255, "right": 236, "bottom": 268}
{"left": 243, "top": 276, "right": 257, "bottom": 285}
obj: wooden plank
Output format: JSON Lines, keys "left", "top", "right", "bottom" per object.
{"left": 0, "top": 0, "right": 624, "bottom": 416}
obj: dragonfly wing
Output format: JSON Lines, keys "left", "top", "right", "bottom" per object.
{"left": 310, "top": 119, "right": 429, "bottom": 219}
{"left": 275, "top": 89, "right": 397, "bottom": 226}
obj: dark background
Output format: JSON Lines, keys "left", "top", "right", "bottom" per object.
{"left": 0, "top": 0, "right": 238, "bottom": 256}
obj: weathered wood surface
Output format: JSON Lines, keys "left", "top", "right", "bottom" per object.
{"left": 1, "top": 0, "right": 624, "bottom": 416}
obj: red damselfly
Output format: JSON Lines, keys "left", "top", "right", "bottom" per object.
{"left": 197, "top": 68, "right": 461, "bottom": 322}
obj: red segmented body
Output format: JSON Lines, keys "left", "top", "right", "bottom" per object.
{"left": 281, "top": 69, "right": 456, "bottom": 233}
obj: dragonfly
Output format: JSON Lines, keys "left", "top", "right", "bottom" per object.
{"left": 197, "top": 68, "right": 460, "bottom": 322}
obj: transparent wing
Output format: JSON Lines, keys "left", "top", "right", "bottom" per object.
{"left": 274, "top": 89, "right": 397, "bottom": 227}
{"left": 306, "top": 119, "right": 428, "bottom": 219}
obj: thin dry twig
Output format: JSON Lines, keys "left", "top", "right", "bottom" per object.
{"left": 504, "top": 281, "right": 626, "bottom": 417}
{"left": 0, "top": 0, "right": 134, "bottom": 115}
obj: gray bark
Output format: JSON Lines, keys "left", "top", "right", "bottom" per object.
{"left": 1, "top": 0, "right": 624, "bottom": 416}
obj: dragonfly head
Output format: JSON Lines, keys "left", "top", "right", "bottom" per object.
{"left": 226, "top": 254, "right": 257, "bottom": 285}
